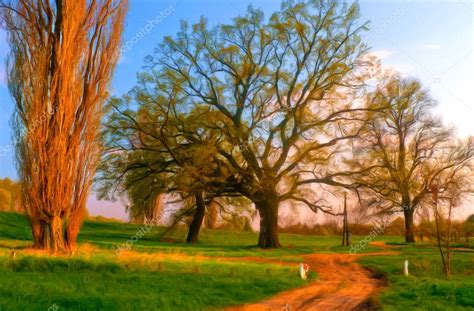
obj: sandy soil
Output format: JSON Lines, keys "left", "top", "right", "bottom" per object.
{"left": 226, "top": 249, "right": 397, "bottom": 311}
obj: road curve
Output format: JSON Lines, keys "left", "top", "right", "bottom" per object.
{"left": 226, "top": 252, "right": 393, "bottom": 311}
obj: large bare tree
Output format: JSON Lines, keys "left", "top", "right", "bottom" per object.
{"left": 352, "top": 76, "right": 473, "bottom": 243}
{"left": 1, "top": 0, "right": 127, "bottom": 251}
{"left": 145, "top": 1, "right": 379, "bottom": 248}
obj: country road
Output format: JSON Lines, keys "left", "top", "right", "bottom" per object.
{"left": 227, "top": 250, "right": 397, "bottom": 311}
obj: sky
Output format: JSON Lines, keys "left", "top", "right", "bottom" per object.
{"left": 0, "top": 0, "right": 472, "bottom": 220}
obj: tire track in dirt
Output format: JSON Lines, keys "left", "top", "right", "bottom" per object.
{"left": 226, "top": 249, "right": 397, "bottom": 311}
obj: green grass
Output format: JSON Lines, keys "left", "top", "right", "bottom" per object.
{"left": 0, "top": 212, "right": 388, "bottom": 258}
{"left": 0, "top": 212, "right": 472, "bottom": 310}
{"left": 0, "top": 212, "right": 311, "bottom": 310}
{"left": 359, "top": 245, "right": 474, "bottom": 310}
{"left": 0, "top": 254, "right": 306, "bottom": 311}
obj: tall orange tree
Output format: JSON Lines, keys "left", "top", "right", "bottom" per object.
{"left": 1, "top": 0, "right": 127, "bottom": 252}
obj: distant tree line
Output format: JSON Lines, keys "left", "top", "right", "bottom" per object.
{"left": 0, "top": 178, "right": 20, "bottom": 212}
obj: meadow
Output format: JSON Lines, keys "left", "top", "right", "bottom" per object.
{"left": 0, "top": 212, "right": 473, "bottom": 310}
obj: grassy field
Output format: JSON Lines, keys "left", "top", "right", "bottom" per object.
{"left": 0, "top": 255, "right": 306, "bottom": 310}
{"left": 0, "top": 212, "right": 473, "bottom": 310}
{"left": 0, "top": 212, "right": 383, "bottom": 258}
{"left": 0, "top": 212, "right": 312, "bottom": 311}
{"left": 360, "top": 244, "right": 474, "bottom": 310}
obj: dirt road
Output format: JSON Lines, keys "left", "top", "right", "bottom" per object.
{"left": 226, "top": 250, "right": 396, "bottom": 311}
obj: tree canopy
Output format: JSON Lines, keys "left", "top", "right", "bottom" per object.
{"left": 98, "top": 0, "right": 390, "bottom": 248}
{"left": 351, "top": 76, "right": 473, "bottom": 242}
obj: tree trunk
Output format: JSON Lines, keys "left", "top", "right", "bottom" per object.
{"left": 64, "top": 225, "right": 80, "bottom": 252}
{"left": 186, "top": 193, "right": 206, "bottom": 244}
{"left": 65, "top": 207, "right": 86, "bottom": 252}
{"left": 404, "top": 208, "right": 415, "bottom": 243}
{"left": 256, "top": 198, "right": 281, "bottom": 248}
{"left": 49, "top": 215, "right": 66, "bottom": 253}
{"left": 342, "top": 193, "right": 348, "bottom": 246}
{"left": 65, "top": 218, "right": 81, "bottom": 252}
{"left": 433, "top": 189, "right": 447, "bottom": 277}
{"left": 346, "top": 231, "right": 352, "bottom": 246}
{"left": 30, "top": 218, "right": 45, "bottom": 249}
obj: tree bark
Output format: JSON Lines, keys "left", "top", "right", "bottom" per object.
{"left": 433, "top": 188, "right": 448, "bottom": 277}
{"left": 40, "top": 220, "right": 49, "bottom": 248}
{"left": 404, "top": 208, "right": 415, "bottom": 243}
{"left": 186, "top": 193, "right": 206, "bottom": 243}
{"left": 30, "top": 218, "right": 45, "bottom": 249}
{"left": 256, "top": 198, "right": 281, "bottom": 248}
{"left": 64, "top": 225, "right": 80, "bottom": 252}
{"left": 65, "top": 209, "right": 85, "bottom": 252}
{"left": 342, "top": 193, "right": 349, "bottom": 246}
{"left": 49, "top": 215, "right": 66, "bottom": 253}
{"left": 28, "top": 215, "right": 45, "bottom": 249}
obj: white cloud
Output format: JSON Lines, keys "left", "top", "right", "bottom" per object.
{"left": 369, "top": 49, "right": 396, "bottom": 60}
{"left": 422, "top": 44, "right": 441, "bottom": 50}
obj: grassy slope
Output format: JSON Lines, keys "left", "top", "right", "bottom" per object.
{"left": 0, "top": 212, "right": 385, "bottom": 258}
{"left": 360, "top": 243, "right": 474, "bottom": 311}
{"left": 0, "top": 212, "right": 473, "bottom": 310}
{"left": 0, "top": 256, "right": 305, "bottom": 311}
{"left": 0, "top": 212, "right": 310, "bottom": 311}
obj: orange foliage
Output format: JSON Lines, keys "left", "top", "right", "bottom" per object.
{"left": 1, "top": 0, "right": 127, "bottom": 252}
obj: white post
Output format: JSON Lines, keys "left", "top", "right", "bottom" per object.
{"left": 404, "top": 259, "right": 409, "bottom": 276}
{"left": 299, "top": 263, "right": 309, "bottom": 280}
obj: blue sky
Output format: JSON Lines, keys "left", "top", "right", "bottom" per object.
{"left": 0, "top": 0, "right": 472, "bottom": 219}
